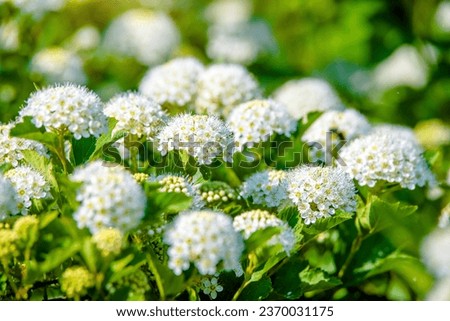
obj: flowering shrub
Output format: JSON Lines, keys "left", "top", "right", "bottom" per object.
{"left": 0, "top": 0, "right": 449, "bottom": 302}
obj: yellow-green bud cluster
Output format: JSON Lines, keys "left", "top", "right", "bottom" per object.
{"left": 92, "top": 228, "right": 123, "bottom": 257}
{"left": 107, "top": 269, "right": 150, "bottom": 300}
{"left": 200, "top": 182, "right": 236, "bottom": 206}
{"left": 60, "top": 266, "right": 95, "bottom": 300}
{"left": 13, "top": 215, "right": 39, "bottom": 248}
{"left": 133, "top": 173, "right": 149, "bottom": 184}
{"left": 0, "top": 223, "right": 18, "bottom": 261}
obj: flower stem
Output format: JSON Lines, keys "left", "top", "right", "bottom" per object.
{"left": 338, "top": 234, "right": 363, "bottom": 278}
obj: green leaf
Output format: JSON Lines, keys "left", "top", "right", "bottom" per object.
{"left": 72, "top": 136, "right": 96, "bottom": 165}
{"left": 24, "top": 240, "right": 80, "bottom": 284}
{"left": 88, "top": 119, "right": 125, "bottom": 161}
{"left": 358, "top": 194, "right": 418, "bottom": 234}
{"left": 10, "top": 117, "right": 59, "bottom": 151}
{"left": 244, "top": 226, "right": 282, "bottom": 254}
{"left": 145, "top": 191, "right": 192, "bottom": 222}
{"left": 249, "top": 251, "right": 287, "bottom": 283}
{"left": 272, "top": 257, "right": 308, "bottom": 299}
{"left": 302, "top": 211, "right": 353, "bottom": 237}
{"left": 238, "top": 276, "right": 272, "bottom": 300}
{"left": 21, "top": 150, "right": 58, "bottom": 191}
{"left": 299, "top": 266, "right": 342, "bottom": 293}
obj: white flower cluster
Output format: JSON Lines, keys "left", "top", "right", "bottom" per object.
{"left": 4, "top": 166, "right": 51, "bottom": 215}
{"left": 372, "top": 124, "right": 419, "bottom": 145}
{"left": 164, "top": 210, "right": 244, "bottom": 275}
{"left": 0, "top": 124, "right": 48, "bottom": 167}
{"left": 150, "top": 174, "right": 204, "bottom": 209}
{"left": 30, "top": 47, "right": 87, "bottom": 84}
{"left": 228, "top": 99, "right": 297, "bottom": 150}
{"left": 273, "top": 78, "right": 344, "bottom": 120}
{"left": 339, "top": 130, "right": 435, "bottom": 189}
{"left": 68, "top": 25, "right": 101, "bottom": 52}
{"left": 205, "top": 0, "right": 252, "bottom": 26}
{"left": 103, "top": 9, "right": 180, "bottom": 66}
{"left": 241, "top": 169, "right": 288, "bottom": 208}
{"left": 372, "top": 45, "right": 428, "bottom": 91}
{"left": 71, "top": 161, "right": 146, "bottom": 234}
{"left": 302, "top": 109, "right": 371, "bottom": 146}
{"left": 20, "top": 84, "right": 107, "bottom": 140}
{"left": 8, "top": 0, "right": 66, "bottom": 18}
{"left": 287, "top": 166, "right": 357, "bottom": 225}
{"left": 139, "top": 57, "right": 205, "bottom": 111}
{"left": 421, "top": 227, "right": 450, "bottom": 278}
{"left": 157, "top": 114, "right": 234, "bottom": 165}
{"left": 195, "top": 64, "right": 260, "bottom": 116}
{"left": 0, "top": 19, "right": 20, "bottom": 52}
{"left": 233, "top": 209, "right": 295, "bottom": 254}
{"left": 207, "top": 21, "right": 275, "bottom": 66}
{"left": 0, "top": 174, "right": 19, "bottom": 219}
{"left": 435, "top": 1, "right": 450, "bottom": 32}
{"left": 104, "top": 92, "right": 167, "bottom": 139}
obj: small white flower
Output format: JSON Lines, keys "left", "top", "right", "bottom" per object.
{"left": 200, "top": 276, "right": 224, "bottom": 300}
{"left": 228, "top": 99, "right": 297, "bottom": 150}
{"left": 103, "top": 9, "right": 180, "bottom": 66}
{"left": 421, "top": 227, "right": 450, "bottom": 278}
{"left": 372, "top": 45, "right": 428, "bottom": 91}
{"left": 205, "top": 0, "right": 252, "bottom": 27}
{"left": 71, "top": 161, "right": 146, "bottom": 234}
{"left": 164, "top": 210, "right": 244, "bottom": 276}
{"left": 0, "top": 123, "right": 48, "bottom": 167}
{"left": 241, "top": 169, "right": 288, "bottom": 208}
{"left": 0, "top": 174, "right": 19, "bottom": 219}
{"left": 20, "top": 84, "right": 108, "bottom": 140}
{"left": 273, "top": 78, "right": 344, "bottom": 120}
{"left": 104, "top": 92, "right": 168, "bottom": 139}
{"left": 195, "top": 64, "right": 260, "bottom": 116}
{"left": 139, "top": 57, "right": 205, "bottom": 110}
{"left": 31, "top": 47, "right": 87, "bottom": 84}
{"left": 4, "top": 166, "right": 51, "bottom": 215}
{"left": 233, "top": 209, "right": 296, "bottom": 254}
{"left": 286, "top": 166, "right": 357, "bottom": 225}
{"left": 338, "top": 128, "right": 435, "bottom": 190}
{"left": 157, "top": 114, "right": 234, "bottom": 165}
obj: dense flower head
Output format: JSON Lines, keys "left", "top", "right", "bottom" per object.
{"left": 60, "top": 266, "right": 95, "bottom": 300}
{"left": 5, "top": 166, "right": 51, "bottom": 215}
{"left": 415, "top": 119, "right": 450, "bottom": 149}
{"left": 228, "top": 99, "right": 297, "bottom": 150}
{"left": 0, "top": 174, "right": 19, "bottom": 219}
{"left": 0, "top": 123, "right": 48, "bottom": 167}
{"left": 372, "top": 45, "right": 428, "bottom": 91}
{"left": 287, "top": 166, "right": 357, "bottom": 225}
{"left": 421, "top": 227, "right": 450, "bottom": 278}
{"left": 233, "top": 209, "right": 295, "bottom": 254}
{"left": 69, "top": 25, "right": 101, "bottom": 52}
{"left": 302, "top": 109, "right": 371, "bottom": 146}
{"left": 104, "top": 92, "right": 167, "bottom": 139}
{"left": 435, "top": 1, "right": 450, "bottom": 32}
{"left": 195, "top": 64, "right": 260, "bottom": 116}
{"left": 150, "top": 174, "right": 204, "bottom": 209}
{"left": 338, "top": 129, "right": 435, "bottom": 190}
{"left": 199, "top": 181, "right": 236, "bottom": 207}
{"left": 371, "top": 124, "right": 420, "bottom": 146}
{"left": 205, "top": 0, "right": 252, "bottom": 26}
{"left": 273, "top": 78, "right": 344, "bottom": 120}
{"left": 164, "top": 210, "right": 244, "bottom": 275}
{"left": 103, "top": 9, "right": 180, "bottom": 66}
{"left": 157, "top": 114, "right": 234, "bottom": 165}
{"left": 71, "top": 161, "right": 146, "bottom": 234}
{"left": 207, "top": 21, "right": 275, "bottom": 66}
{"left": 20, "top": 84, "right": 107, "bottom": 139}
{"left": 139, "top": 57, "right": 205, "bottom": 110}
{"left": 30, "top": 47, "right": 87, "bottom": 84}
{"left": 241, "top": 169, "right": 288, "bottom": 208}
{"left": 92, "top": 228, "right": 123, "bottom": 257}
{"left": 9, "top": 0, "right": 66, "bottom": 18}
